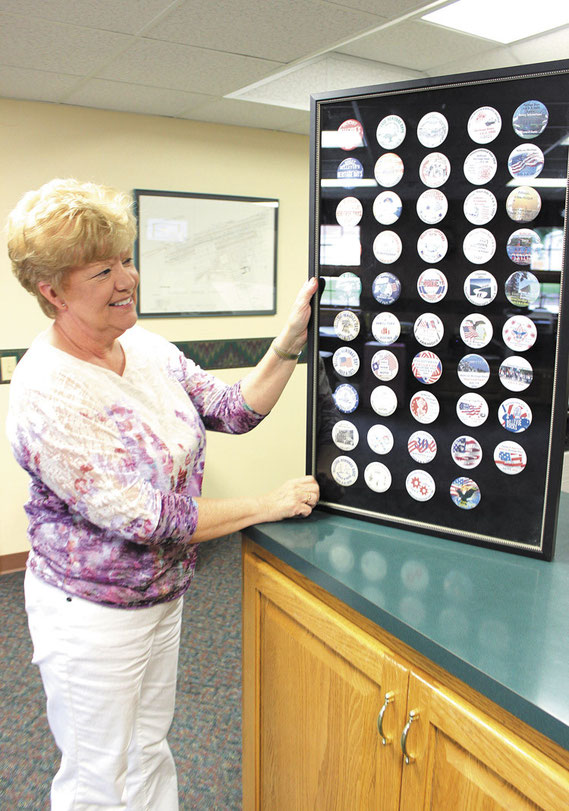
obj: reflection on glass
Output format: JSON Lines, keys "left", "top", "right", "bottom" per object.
{"left": 532, "top": 228, "right": 564, "bottom": 271}
{"left": 320, "top": 273, "right": 361, "bottom": 307}
{"left": 320, "top": 224, "right": 361, "bottom": 266}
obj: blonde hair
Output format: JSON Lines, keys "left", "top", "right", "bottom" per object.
{"left": 6, "top": 178, "right": 137, "bottom": 317}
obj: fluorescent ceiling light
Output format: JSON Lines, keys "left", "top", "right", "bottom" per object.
{"left": 507, "top": 177, "right": 568, "bottom": 188}
{"left": 321, "top": 179, "right": 378, "bottom": 188}
{"left": 423, "top": 0, "right": 569, "bottom": 44}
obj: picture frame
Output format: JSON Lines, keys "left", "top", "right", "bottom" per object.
{"left": 306, "top": 59, "right": 569, "bottom": 560}
{"left": 134, "top": 189, "right": 278, "bottom": 317}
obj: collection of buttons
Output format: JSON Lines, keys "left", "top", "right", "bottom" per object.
{"left": 328, "top": 100, "right": 548, "bottom": 508}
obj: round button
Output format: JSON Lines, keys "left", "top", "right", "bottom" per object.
{"left": 332, "top": 420, "right": 359, "bottom": 451}
{"left": 468, "top": 106, "right": 501, "bottom": 144}
{"left": 371, "top": 349, "right": 399, "bottom": 382}
{"left": 367, "top": 424, "right": 394, "bottom": 455}
{"left": 406, "top": 469, "right": 436, "bottom": 501}
{"left": 451, "top": 436, "right": 482, "bottom": 469}
{"left": 463, "top": 270, "right": 498, "bottom": 306}
{"left": 376, "top": 115, "right": 406, "bottom": 149}
{"left": 410, "top": 391, "right": 440, "bottom": 424}
{"left": 417, "top": 268, "right": 448, "bottom": 304}
{"left": 372, "top": 272, "right": 401, "bottom": 305}
{"left": 450, "top": 477, "right": 481, "bottom": 509}
{"left": 417, "top": 112, "right": 449, "bottom": 147}
{"left": 408, "top": 430, "right": 437, "bottom": 464}
{"left": 364, "top": 462, "right": 392, "bottom": 493}
{"left": 331, "top": 455, "right": 358, "bottom": 486}
{"left": 373, "top": 191, "right": 402, "bottom": 225}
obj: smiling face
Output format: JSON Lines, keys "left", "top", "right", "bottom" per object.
{"left": 40, "top": 249, "right": 139, "bottom": 347}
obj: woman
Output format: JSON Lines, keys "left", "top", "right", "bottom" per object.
{"left": 6, "top": 177, "right": 319, "bottom": 810}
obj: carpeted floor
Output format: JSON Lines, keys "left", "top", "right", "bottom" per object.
{"left": 0, "top": 534, "right": 243, "bottom": 810}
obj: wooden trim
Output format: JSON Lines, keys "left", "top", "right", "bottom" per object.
{"left": 0, "top": 551, "right": 28, "bottom": 574}
{"left": 242, "top": 536, "right": 569, "bottom": 772}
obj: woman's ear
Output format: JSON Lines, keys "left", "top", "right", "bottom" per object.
{"left": 37, "top": 281, "right": 67, "bottom": 311}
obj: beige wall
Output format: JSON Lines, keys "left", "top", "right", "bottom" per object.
{"left": 0, "top": 98, "right": 310, "bottom": 557}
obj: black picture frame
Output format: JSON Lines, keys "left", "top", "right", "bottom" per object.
{"left": 134, "top": 189, "right": 278, "bottom": 318}
{"left": 307, "top": 59, "right": 569, "bottom": 560}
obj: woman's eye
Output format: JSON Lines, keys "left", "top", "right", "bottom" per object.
{"left": 97, "top": 268, "right": 111, "bottom": 277}
{"left": 122, "top": 258, "right": 133, "bottom": 266}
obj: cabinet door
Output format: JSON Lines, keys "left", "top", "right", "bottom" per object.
{"left": 243, "top": 551, "right": 409, "bottom": 811}
{"left": 399, "top": 672, "right": 569, "bottom": 811}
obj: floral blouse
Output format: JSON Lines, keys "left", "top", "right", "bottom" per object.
{"left": 6, "top": 326, "right": 264, "bottom": 607}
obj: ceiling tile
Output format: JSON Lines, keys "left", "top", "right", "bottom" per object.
{"left": 338, "top": 19, "right": 496, "bottom": 71}
{"left": 0, "top": 66, "right": 80, "bottom": 102}
{"left": 96, "top": 38, "right": 283, "bottom": 95}
{"left": 509, "top": 28, "right": 569, "bottom": 65}
{"left": 178, "top": 97, "right": 312, "bottom": 131}
{"left": 0, "top": 13, "right": 135, "bottom": 76}
{"left": 278, "top": 115, "right": 311, "bottom": 136}
{"left": 323, "top": 0, "right": 438, "bottom": 19}
{"left": 0, "top": 0, "right": 174, "bottom": 34}
{"left": 63, "top": 78, "right": 210, "bottom": 117}
{"left": 425, "top": 48, "right": 520, "bottom": 78}
{"left": 144, "top": 0, "right": 386, "bottom": 62}
{"left": 232, "top": 54, "right": 422, "bottom": 111}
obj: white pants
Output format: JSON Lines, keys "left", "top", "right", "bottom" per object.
{"left": 25, "top": 570, "right": 183, "bottom": 811}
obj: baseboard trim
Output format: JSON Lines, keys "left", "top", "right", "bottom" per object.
{"left": 0, "top": 551, "right": 28, "bottom": 574}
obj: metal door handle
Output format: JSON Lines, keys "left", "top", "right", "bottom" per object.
{"left": 400, "top": 709, "right": 420, "bottom": 764}
{"left": 377, "top": 691, "right": 395, "bottom": 745}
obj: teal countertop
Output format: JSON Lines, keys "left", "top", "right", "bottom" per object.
{"left": 246, "top": 495, "right": 569, "bottom": 752}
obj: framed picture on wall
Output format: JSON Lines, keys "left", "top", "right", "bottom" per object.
{"left": 134, "top": 189, "right": 278, "bottom": 317}
{"left": 306, "top": 59, "right": 569, "bottom": 560}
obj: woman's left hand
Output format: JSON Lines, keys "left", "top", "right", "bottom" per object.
{"left": 277, "top": 277, "right": 319, "bottom": 356}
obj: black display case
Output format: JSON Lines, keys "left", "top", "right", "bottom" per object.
{"left": 307, "top": 59, "right": 569, "bottom": 560}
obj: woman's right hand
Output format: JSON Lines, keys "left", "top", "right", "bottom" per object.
{"left": 261, "top": 475, "right": 320, "bottom": 521}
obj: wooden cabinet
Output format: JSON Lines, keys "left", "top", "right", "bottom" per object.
{"left": 242, "top": 543, "right": 569, "bottom": 810}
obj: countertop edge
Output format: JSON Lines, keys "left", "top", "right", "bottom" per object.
{"left": 245, "top": 525, "right": 569, "bottom": 753}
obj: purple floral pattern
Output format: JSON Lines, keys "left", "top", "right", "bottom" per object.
{"left": 6, "top": 326, "right": 264, "bottom": 607}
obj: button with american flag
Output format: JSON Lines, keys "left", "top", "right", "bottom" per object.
{"left": 459, "top": 313, "right": 493, "bottom": 349}
{"left": 371, "top": 349, "right": 399, "bottom": 381}
{"left": 456, "top": 392, "right": 489, "bottom": 427}
{"left": 332, "top": 346, "right": 360, "bottom": 377}
{"left": 451, "top": 435, "right": 482, "bottom": 469}
{"left": 412, "top": 350, "right": 443, "bottom": 384}
{"left": 372, "top": 271, "right": 401, "bottom": 305}
{"left": 494, "top": 440, "right": 527, "bottom": 475}
{"left": 450, "top": 477, "right": 481, "bottom": 510}
{"left": 508, "top": 144, "right": 544, "bottom": 180}
{"left": 498, "top": 397, "right": 532, "bottom": 433}
{"left": 408, "top": 430, "right": 437, "bottom": 463}
{"left": 414, "top": 312, "right": 444, "bottom": 347}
